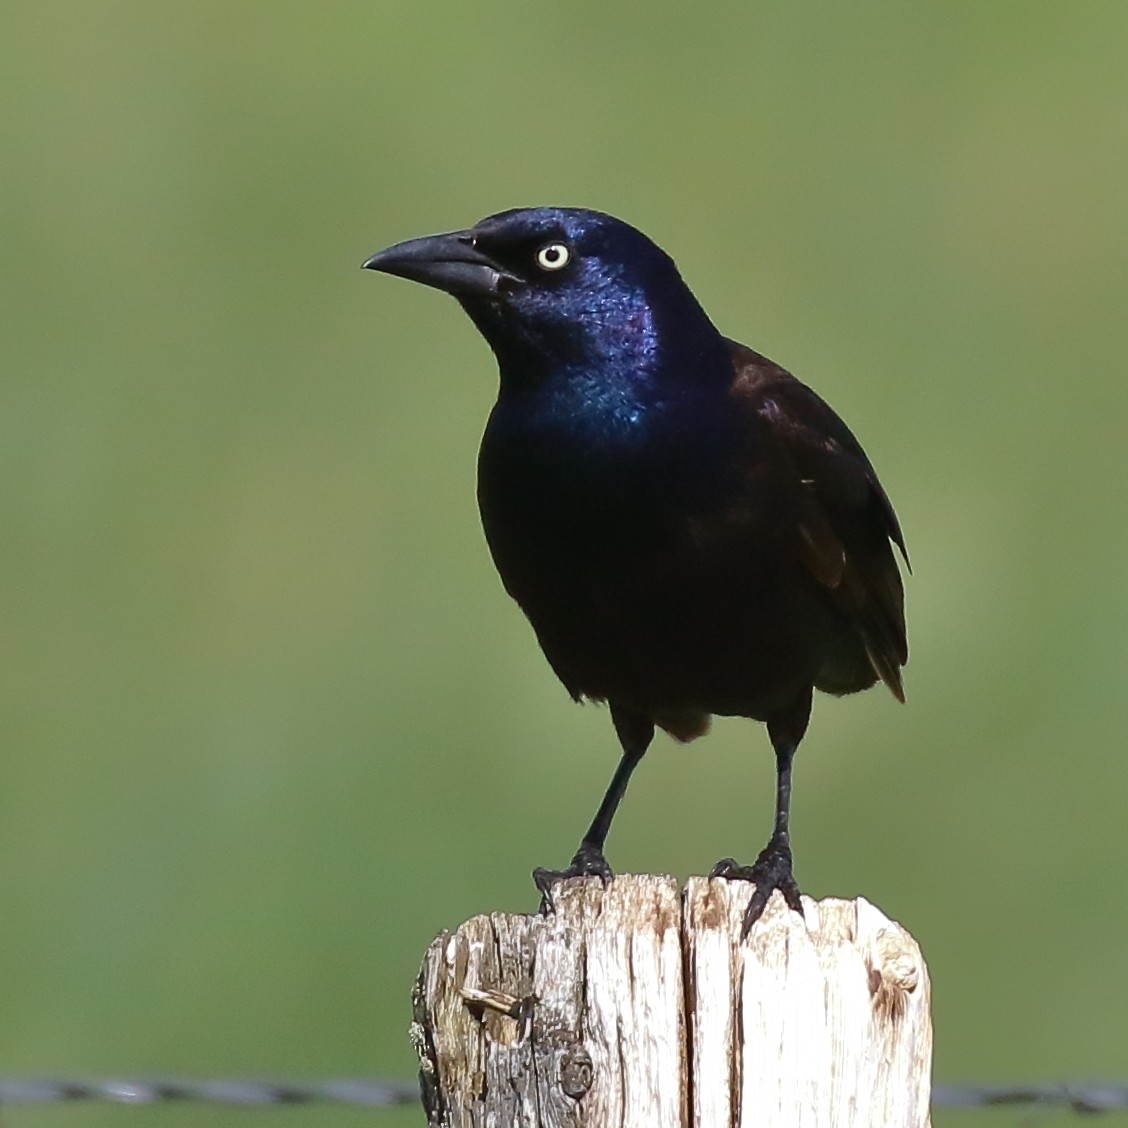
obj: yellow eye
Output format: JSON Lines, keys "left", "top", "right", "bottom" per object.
{"left": 535, "top": 242, "right": 570, "bottom": 271}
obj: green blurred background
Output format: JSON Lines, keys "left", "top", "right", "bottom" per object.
{"left": 2, "top": 2, "right": 1126, "bottom": 1125}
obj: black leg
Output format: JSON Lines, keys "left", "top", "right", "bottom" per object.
{"left": 712, "top": 689, "right": 811, "bottom": 936}
{"left": 534, "top": 703, "right": 654, "bottom": 912}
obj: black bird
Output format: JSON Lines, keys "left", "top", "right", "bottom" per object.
{"left": 364, "top": 208, "right": 907, "bottom": 933}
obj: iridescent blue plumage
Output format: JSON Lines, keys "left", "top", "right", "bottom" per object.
{"left": 364, "top": 206, "right": 908, "bottom": 932}
{"left": 465, "top": 210, "right": 731, "bottom": 439}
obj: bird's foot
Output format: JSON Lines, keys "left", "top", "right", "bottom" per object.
{"left": 710, "top": 836, "right": 803, "bottom": 937}
{"left": 533, "top": 843, "right": 613, "bottom": 915}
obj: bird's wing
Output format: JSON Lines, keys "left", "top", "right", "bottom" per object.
{"left": 728, "top": 340, "right": 908, "bottom": 699}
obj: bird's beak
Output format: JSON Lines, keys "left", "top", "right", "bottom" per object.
{"left": 362, "top": 230, "right": 518, "bottom": 298}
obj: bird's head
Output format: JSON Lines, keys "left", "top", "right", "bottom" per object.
{"left": 364, "top": 207, "right": 723, "bottom": 389}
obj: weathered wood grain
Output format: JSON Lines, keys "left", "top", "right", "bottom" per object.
{"left": 412, "top": 876, "right": 930, "bottom": 1127}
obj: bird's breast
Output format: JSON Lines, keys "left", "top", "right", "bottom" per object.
{"left": 475, "top": 399, "right": 828, "bottom": 713}
{"left": 477, "top": 398, "right": 716, "bottom": 571}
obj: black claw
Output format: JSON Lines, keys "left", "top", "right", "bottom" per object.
{"left": 708, "top": 857, "right": 744, "bottom": 880}
{"left": 533, "top": 843, "right": 614, "bottom": 914}
{"left": 711, "top": 836, "right": 803, "bottom": 937}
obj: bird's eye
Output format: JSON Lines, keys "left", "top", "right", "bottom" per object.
{"left": 535, "top": 242, "right": 571, "bottom": 271}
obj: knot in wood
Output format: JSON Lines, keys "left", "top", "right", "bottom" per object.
{"left": 866, "top": 925, "right": 920, "bottom": 1021}
{"left": 558, "top": 1046, "right": 593, "bottom": 1099}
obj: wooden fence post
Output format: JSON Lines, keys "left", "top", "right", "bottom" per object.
{"left": 412, "top": 875, "right": 931, "bottom": 1127}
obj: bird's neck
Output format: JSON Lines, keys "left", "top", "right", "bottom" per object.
{"left": 472, "top": 291, "right": 733, "bottom": 440}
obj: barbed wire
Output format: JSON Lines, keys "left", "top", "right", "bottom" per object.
{"left": 2, "top": 1077, "right": 1128, "bottom": 1112}
{"left": 933, "top": 1083, "right": 1128, "bottom": 1113}
{"left": 0, "top": 1077, "right": 418, "bottom": 1108}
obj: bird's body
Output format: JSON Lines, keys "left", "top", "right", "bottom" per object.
{"left": 365, "top": 207, "right": 907, "bottom": 931}
{"left": 479, "top": 339, "right": 904, "bottom": 728}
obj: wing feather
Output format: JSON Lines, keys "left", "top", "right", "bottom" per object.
{"left": 728, "top": 340, "right": 908, "bottom": 699}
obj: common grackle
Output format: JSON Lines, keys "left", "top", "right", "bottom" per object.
{"left": 363, "top": 208, "right": 907, "bottom": 934}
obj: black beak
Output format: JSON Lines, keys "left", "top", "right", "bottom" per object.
{"left": 362, "top": 230, "right": 519, "bottom": 299}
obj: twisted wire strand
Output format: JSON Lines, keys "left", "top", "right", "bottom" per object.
{"left": 2, "top": 1077, "right": 1128, "bottom": 1111}
{"left": 0, "top": 1077, "right": 419, "bottom": 1107}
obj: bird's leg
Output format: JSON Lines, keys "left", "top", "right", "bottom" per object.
{"left": 711, "top": 742, "right": 802, "bottom": 933}
{"left": 534, "top": 704, "right": 653, "bottom": 913}
{"left": 712, "top": 691, "right": 811, "bottom": 935}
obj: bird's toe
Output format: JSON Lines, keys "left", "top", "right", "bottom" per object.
{"left": 711, "top": 837, "right": 804, "bottom": 937}
{"left": 533, "top": 843, "right": 614, "bottom": 914}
